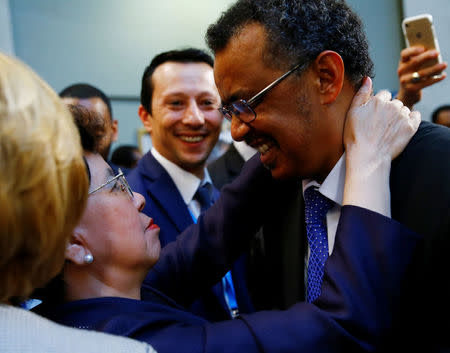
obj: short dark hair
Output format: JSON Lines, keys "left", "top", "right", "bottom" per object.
{"left": 140, "top": 48, "right": 214, "bottom": 113}
{"left": 59, "top": 83, "right": 113, "bottom": 119}
{"left": 111, "top": 145, "right": 141, "bottom": 169}
{"left": 431, "top": 105, "right": 450, "bottom": 123}
{"left": 206, "top": 0, "right": 373, "bottom": 86}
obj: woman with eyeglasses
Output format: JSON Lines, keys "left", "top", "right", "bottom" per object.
{"left": 0, "top": 53, "right": 155, "bottom": 353}
{"left": 35, "top": 78, "right": 422, "bottom": 353}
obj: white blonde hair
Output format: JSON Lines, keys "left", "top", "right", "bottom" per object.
{"left": 0, "top": 53, "right": 89, "bottom": 302}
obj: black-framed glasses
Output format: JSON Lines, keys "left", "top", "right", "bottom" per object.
{"left": 88, "top": 168, "right": 134, "bottom": 199}
{"left": 219, "top": 60, "right": 308, "bottom": 124}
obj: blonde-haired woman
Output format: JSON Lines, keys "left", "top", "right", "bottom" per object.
{"left": 0, "top": 53, "right": 155, "bottom": 353}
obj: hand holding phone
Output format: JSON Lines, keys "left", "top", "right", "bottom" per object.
{"left": 402, "top": 14, "right": 443, "bottom": 75}
{"left": 397, "top": 14, "right": 447, "bottom": 108}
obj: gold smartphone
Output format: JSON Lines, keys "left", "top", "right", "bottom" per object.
{"left": 402, "top": 13, "right": 443, "bottom": 76}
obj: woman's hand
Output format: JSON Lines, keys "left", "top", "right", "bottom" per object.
{"left": 342, "top": 77, "right": 421, "bottom": 217}
{"left": 396, "top": 46, "right": 447, "bottom": 109}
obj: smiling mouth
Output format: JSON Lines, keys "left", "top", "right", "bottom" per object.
{"left": 249, "top": 138, "right": 276, "bottom": 156}
{"left": 179, "top": 135, "right": 206, "bottom": 143}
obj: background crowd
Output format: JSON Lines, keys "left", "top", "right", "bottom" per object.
{"left": 1, "top": 1, "right": 449, "bottom": 353}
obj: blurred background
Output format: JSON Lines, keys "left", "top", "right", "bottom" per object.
{"left": 1, "top": 0, "right": 448, "bottom": 156}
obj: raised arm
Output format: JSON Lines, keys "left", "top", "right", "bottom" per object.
{"left": 147, "top": 154, "right": 295, "bottom": 304}
{"left": 396, "top": 46, "right": 447, "bottom": 109}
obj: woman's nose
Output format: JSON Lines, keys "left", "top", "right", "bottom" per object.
{"left": 133, "top": 191, "right": 146, "bottom": 212}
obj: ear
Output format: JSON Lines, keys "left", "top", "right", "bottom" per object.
{"left": 312, "top": 51, "right": 345, "bottom": 105}
{"left": 138, "top": 105, "right": 153, "bottom": 134}
{"left": 65, "top": 229, "right": 91, "bottom": 265}
{"left": 111, "top": 119, "right": 119, "bottom": 142}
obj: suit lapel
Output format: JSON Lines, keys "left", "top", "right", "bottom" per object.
{"left": 279, "top": 189, "right": 306, "bottom": 306}
{"left": 139, "top": 153, "right": 193, "bottom": 233}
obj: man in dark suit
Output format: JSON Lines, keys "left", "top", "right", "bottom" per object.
{"left": 208, "top": 141, "right": 256, "bottom": 189}
{"left": 206, "top": 0, "right": 450, "bottom": 351}
{"left": 127, "top": 48, "right": 252, "bottom": 321}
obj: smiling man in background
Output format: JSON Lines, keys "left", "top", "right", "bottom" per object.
{"left": 128, "top": 48, "right": 253, "bottom": 322}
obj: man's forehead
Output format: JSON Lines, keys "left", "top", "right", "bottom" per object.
{"left": 152, "top": 61, "right": 217, "bottom": 95}
{"left": 153, "top": 62, "right": 214, "bottom": 84}
{"left": 213, "top": 23, "right": 272, "bottom": 103}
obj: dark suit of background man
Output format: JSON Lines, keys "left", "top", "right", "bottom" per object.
{"left": 127, "top": 48, "right": 252, "bottom": 321}
{"left": 206, "top": 1, "right": 450, "bottom": 352}
{"left": 208, "top": 141, "right": 256, "bottom": 189}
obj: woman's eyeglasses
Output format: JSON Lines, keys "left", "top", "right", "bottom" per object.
{"left": 88, "top": 168, "right": 134, "bottom": 199}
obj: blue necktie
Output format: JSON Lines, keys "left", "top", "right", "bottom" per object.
{"left": 304, "top": 186, "right": 334, "bottom": 303}
{"left": 194, "top": 184, "right": 213, "bottom": 212}
{"left": 194, "top": 183, "right": 240, "bottom": 318}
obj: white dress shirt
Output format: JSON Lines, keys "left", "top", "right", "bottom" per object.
{"left": 151, "top": 148, "right": 213, "bottom": 220}
{"left": 302, "top": 154, "right": 346, "bottom": 277}
{"left": 233, "top": 141, "right": 257, "bottom": 162}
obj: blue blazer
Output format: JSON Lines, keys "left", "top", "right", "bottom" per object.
{"left": 127, "top": 152, "right": 254, "bottom": 320}
{"left": 36, "top": 156, "right": 422, "bottom": 353}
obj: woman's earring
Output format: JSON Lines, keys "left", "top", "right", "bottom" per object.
{"left": 84, "top": 254, "right": 94, "bottom": 264}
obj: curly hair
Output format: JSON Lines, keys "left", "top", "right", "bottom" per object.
{"left": 59, "top": 83, "right": 113, "bottom": 119}
{"left": 206, "top": 0, "right": 373, "bottom": 86}
{"left": 66, "top": 104, "right": 103, "bottom": 153}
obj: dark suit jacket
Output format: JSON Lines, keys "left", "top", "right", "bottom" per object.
{"left": 208, "top": 144, "right": 273, "bottom": 309}
{"left": 127, "top": 152, "right": 254, "bottom": 321}
{"left": 35, "top": 156, "right": 422, "bottom": 353}
{"left": 256, "top": 121, "right": 450, "bottom": 352}
{"left": 208, "top": 144, "right": 245, "bottom": 190}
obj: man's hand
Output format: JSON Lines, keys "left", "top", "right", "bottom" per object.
{"left": 396, "top": 46, "right": 447, "bottom": 109}
{"left": 342, "top": 77, "right": 421, "bottom": 216}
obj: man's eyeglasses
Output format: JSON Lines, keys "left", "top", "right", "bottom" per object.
{"left": 219, "top": 60, "right": 307, "bottom": 124}
{"left": 88, "top": 168, "right": 134, "bottom": 199}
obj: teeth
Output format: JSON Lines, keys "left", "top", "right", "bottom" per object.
{"left": 257, "top": 143, "right": 271, "bottom": 155}
{"left": 180, "top": 136, "right": 204, "bottom": 143}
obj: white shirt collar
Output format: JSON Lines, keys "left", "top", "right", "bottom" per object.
{"left": 151, "top": 147, "right": 212, "bottom": 205}
{"left": 233, "top": 141, "right": 257, "bottom": 162}
{"left": 302, "top": 153, "right": 346, "bottom": 206}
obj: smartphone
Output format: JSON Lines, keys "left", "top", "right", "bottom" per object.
{"left": 402, "top": 13, "right": 443, "bottom": 76}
